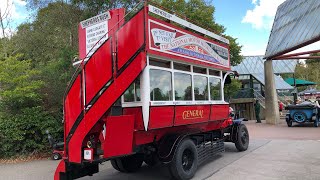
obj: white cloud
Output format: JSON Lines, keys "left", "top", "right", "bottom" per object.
{"left": 242, "top": 0, "right": 286, "bottom": 30}
{"left": 13, "top": 0, "right": 27, "bottom": 6}
{"left": 241, "top": 43, "right": 266, "bottom": 56}
{"left": 0, "top": 0, "right": 27, "bottom": 37}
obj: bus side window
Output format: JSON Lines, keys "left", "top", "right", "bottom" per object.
{"left": 209, "top": 77, "right": 221, "bottom": 100}
{"left": 194, "top": 75, "right": 208, "bottom": 100}
{"left": 124, "top": 79, "right": 141, "bottom": 102}
{"left": 150, "top": 69, "right": 172, "bottom": 101}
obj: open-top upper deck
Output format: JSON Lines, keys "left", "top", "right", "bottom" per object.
{"left": 76, "top": 2, "right": 230, "bottom": 71}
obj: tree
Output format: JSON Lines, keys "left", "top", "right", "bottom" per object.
{"left": 224, "top": 79, "right": 242, "bottom": 101}
{"left": 293, "top": 53, "right": 320, "bottom": 90}
{"left": 0, "top": 55, "right": 62, "bottom": 157}
{"left": 0, "top": 55, "right": 44, "bottom": 114}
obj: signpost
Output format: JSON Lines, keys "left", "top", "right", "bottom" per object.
{"left": 75, "top": 12, "right": 111, "bottom": 65}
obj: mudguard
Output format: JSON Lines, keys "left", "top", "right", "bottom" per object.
{"left": 157, "top": 130, "right": 200, "bottom": 163}
{"left": 232, "top": 118, "right": 245, "bottom": 125}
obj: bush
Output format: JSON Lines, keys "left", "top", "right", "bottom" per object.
{"left": 0, "top": 107, "right": 63, "bottom": 158}
{"left": 0, "top": 55, "right": 63, "bottom": 158}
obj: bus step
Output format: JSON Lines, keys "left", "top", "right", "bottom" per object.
{"left": 197, "top": 139, "right": 224, "bottom": 165}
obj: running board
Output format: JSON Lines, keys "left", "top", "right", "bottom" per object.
{"left": 197, "top": 139, "right": 224, "bottom": 165}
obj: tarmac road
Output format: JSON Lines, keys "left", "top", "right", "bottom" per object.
{"left": 1, "top": 120, "right": 320, "bottom": 180}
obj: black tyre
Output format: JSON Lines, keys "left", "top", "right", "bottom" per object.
{"left": 110, "top": 159, "right": 122, "bottom": 172}
{"left": 144, "top": 154, "right": 159, "bottom": 167}
{"left": 169, "top": 138, "right": 198, "bottom": 180}
{"left": 287, "top": 120, "right": 293, "bottom": 127}
{"left": 293, "top": 111, "right": 307, "bottom": 123}
{"left": 314, "top": 119, "right": 319, "bottom": 127}
{"left": 234, "top": 124, "right": 249, "bottom": 151}
{"left": 111, "top": 154, "right": 144, "bottom": 173}
{"left": 52, "top": 153, "right": 61, "bottom": 160}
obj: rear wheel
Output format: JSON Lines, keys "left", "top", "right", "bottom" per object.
{"left": 293, "top": 112, "right": 307, "bottom": 123}
{"left": 111, "top": 154, "right": 144, "bottom": 173}
{"left": 169, "top": 138, "right": 198, "bottom": 180}
{"left": 110, "top": 159, "right": 122, "bottom": 172}
{"left": 234, "top": 124, "right": 249, "bottom": 151}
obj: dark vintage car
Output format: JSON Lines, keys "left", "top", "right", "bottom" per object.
{"left": 285, "top": 103, "right": 319, "bottom": 127}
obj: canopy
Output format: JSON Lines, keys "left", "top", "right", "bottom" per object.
{"left": 265, "top": 0, "right": 320, "bottom": 59}
{"left": 285, "top": 78, "right": 316, "bottom": 87}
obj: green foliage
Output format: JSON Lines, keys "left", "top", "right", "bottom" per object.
{"left": 295, "top": 61, "right": 320, "bottom": 90}
{"left": 0, "top": 55, "right": 44, "bottom": 113}
{"left": 0, "top": 107, "right": 62, "bottom": 158}
{"left": 224, "top": 79, "right": 242, "bottom": 101}
{"left": 0, "top": 55, "right": 62, "bottom": 157}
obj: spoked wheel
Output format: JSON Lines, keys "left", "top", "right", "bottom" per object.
{"left": 234, "top": 124, "right": 249, "bottom": 151}
{"left": 110, "top": 154, "right": 144, "bottom": 173}
{"left": 52, "top": 153, "right": 61, "bottom": 160}
{"left": 293, "top": 112, "right": 307, "bottom": 123}
{"left": 169, "top": 138, "right": 198, "bottom": 180}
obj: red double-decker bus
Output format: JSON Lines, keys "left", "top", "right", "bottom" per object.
{"left": 55, "top": 2, "right": 249, "bottom": 180}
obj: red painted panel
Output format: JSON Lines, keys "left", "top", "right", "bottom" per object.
{"left": 64, "top": 75, "right": 82, "bottom": 135}
{"left": 54, "top": 160, "right": 66, "bottom": 180}
{"left": 174, "top": 105, "right": 210, "bottom": 126}
{"left": 149, "top": 106, "right": 174, "bottom": 129}
{"left": 78, "top": 26, "right": 86, "bottom": 60}
{"left": 85, "top": 40, "right": 112, "bottom": 104}
{"left": 68, "top": 52, "right": 146, "bottom": 163}
{"left": 123, "top": 107, "right": 144, "bottom": 131}
{"left": 134, "top": 121, "right": 222, "bottom": 146}
{"left": 104, "top": 115, "right": 135, "bottom": 158}
{"left": 108, "top": 8, "right": 125, "bottom": 36}
{"left": 210, "top": 105, "right": 229, "bottom": 121}
{"left": 117, "top": 10, "right": 145, "bottom": 70}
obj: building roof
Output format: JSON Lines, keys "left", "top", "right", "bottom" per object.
{"left": 252, "top": 73, "right": 294, "bottom": 90}
{"left": 232, "top": 56, "right": 298, "bottom": 75}
{"left": 265, "top": 0, "right": 320, "bottom": 59}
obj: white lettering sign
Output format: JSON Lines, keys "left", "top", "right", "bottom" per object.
{"left": 85, "top": 22, "right": 108, "bottom": 57}
{"left": 151, "top": 28, "right": 176, "bottom": 45}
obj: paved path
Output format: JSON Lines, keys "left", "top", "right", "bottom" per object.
{"left": 1, "top": 120, "right": 320, "bottom": 180}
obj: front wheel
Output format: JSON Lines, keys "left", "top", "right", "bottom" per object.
{"left": 234, "top": 124, "right": 249, "bottom": 151}
{"left": 169, "top": 138, "right": 198, "bottom": 180}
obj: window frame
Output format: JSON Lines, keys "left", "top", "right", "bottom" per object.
{"left": 121, "top": 77, "right": 143, "bottom": 107}
{"left": 148, "top": 57, "right": 225, "bottom": 106}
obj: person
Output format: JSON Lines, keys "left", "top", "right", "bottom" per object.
{"left": 278, "top": 101, "right": 284, "bottom": 115}
{"left": 315, "top": 97, "right": 320, "bottom": 108}
{"left": 254, "top": 99, "right": 261, "bottom": 123}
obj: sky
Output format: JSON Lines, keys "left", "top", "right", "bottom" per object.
{"left": 213, "top": 0, "right": 287, "bottom": 56}
{"left": 1, "top": 0, "right": 318, "bottom": 56}
{"left": 0, "top": 0, "right": 28, "bottom": 37}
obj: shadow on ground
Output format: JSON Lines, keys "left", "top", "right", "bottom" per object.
{"left": 80, "top": 140, "right": 269, "bottom": 180}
